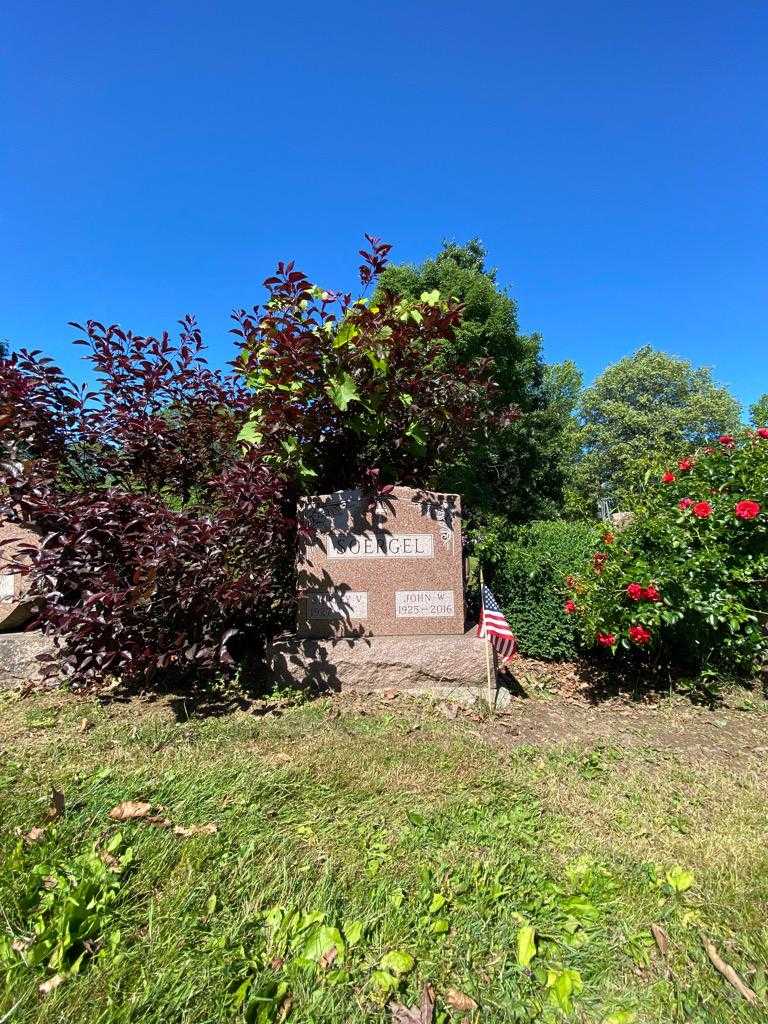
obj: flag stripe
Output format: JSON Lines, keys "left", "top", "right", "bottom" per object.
{"left": 477, "top": 584, "right": 517, "bottom": 663}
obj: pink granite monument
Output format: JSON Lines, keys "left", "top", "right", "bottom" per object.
{"left": 267, "top": 486, "right": 502, "bottom": 705}
{"left": 297, "top": 486, "right": 465, "bottom": 638}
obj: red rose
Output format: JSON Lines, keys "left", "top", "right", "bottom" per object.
{"left": 628, "top": 624, "right": 651, "bottom": 644}
{"left": 597, "top": 632, "right": 616, "bottom": 647}
{"left": 678, "top": 457, "right": 694, "bottom": 472}
{"left": 734, "top": 500, "right": 761, "bottom": 520}
{"left": 626, "top": 583, "right": 645, "bottom": 601}
{"left": 564, "top": 599, "right": 577, "bottom": 614}
{"left": 662, "top": 471, "right": 676, "bottom": 484}
{"left": 602, "top": 531, "right": 615, "bottom": 545}
{"left": 643, "top": 585, "right": 661, "bottom": 602}
{"left": 718, "top": 434, "right": 735, "bottom": 448}
{"left": 757, "top": 428, "right": 768, "bottom": 439}
{"left": 678, "top": 497, "right": 694, "bottom": 510}
{"left": 692, "top": 501, "right": 712, "bottom": 518}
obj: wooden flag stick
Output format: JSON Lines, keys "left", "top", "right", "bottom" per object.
{"left": 479, "top": 565, "right": 495, "bottom": 711}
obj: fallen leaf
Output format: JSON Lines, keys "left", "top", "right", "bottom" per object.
{"left": 24, "top": 826, "right": 46, "bottom": 844}
{"left": 702, "top": 936, "right": 757, "bottom": 1005}
{"left": 383, "top": 688, "right": 398, "bottom": 700}
{"left": 446, "top": 988, "right": 478, "bottom": 1012}
{"left": 319, "top": 945, "right": 338, "bottom": 970}
{"left": 277, "top": 994, "right": 293, "bottom": 1022}
{"left": 100, "top": 851, "right": 121, "bottom": 871}
{"left": 147, "top": 814, "right": 173, "bottom": 829}
{"left": 47, "top": 788, "right": 65, "bottom": 820}
{"left": 438, "top": 703, "right": 458, "bottom": 720}
{"left": 12, "top": 937, "right": 33, "bottom": 954}
{"left": 78, "top": 718, "right": 94, "bottom": 733}
{"left": 389, "top": 1003, "right": 422, "bottom": 1024}
{"left": 420, "top": 983, "right": 435, "bottom": 1023}
{"left": 173, "top": 823, "right": 218, "bottom": 837}
{"left": 651, "top": 924, "right": 669, "bottom": 957}
{"left": 390, "top": 984, "right": 435, "bottom": 1024}
{"left": 39, "top": 973, "right": 65, "bottom": 995}
{"left": 108, "top": 800, "right": 152, "bottom": 821}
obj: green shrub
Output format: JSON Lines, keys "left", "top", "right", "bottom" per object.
{"left": 573, "top": 430, "right": 768, "bottom": 675}
{"left": 473, "top": 518, "right": 601, "bottom": 660}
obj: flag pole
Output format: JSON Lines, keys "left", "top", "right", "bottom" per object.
{"left": 479, "top": 564, "right": 495, "bottom": 711}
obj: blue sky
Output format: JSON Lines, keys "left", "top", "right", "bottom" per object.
{"left": 2, "top": 1, "right": 766, "bottom": 409}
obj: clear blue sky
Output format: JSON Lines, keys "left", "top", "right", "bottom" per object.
{"left": 2, "top": 1, "right": 766, "bottom": 409}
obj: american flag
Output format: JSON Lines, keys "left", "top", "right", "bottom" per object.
{"left": 477, "top": 584, "right": 517, "bottom": 662}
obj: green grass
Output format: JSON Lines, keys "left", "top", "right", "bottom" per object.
{"left": 1, "top": 690, "right": 767, "bottom": 1023}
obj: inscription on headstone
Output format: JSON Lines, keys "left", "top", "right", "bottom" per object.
{"left": 307, "top": 590, "right": 368, "bottom": 620}
{"left": 327, "top": 533, "right": 434, "bottom": 559}
{"left": 395, "top": 590, "right": 455, "bottom": 618}
{"left": 297, "top": 486, "right": 465, "bottom": 638}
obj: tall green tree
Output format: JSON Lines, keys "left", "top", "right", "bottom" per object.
{"left": 750, "top": 393, "right": 768, "bottom": 428}
{"left": 570, "top": 346, "right": 742, "bottom": 512}
{"left": 377, "top": 241, "right": 576, "bottom": 521}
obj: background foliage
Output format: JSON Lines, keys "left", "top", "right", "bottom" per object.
{"left": 568, "top": 346, "right": 742, "bottom": 515}
{"left": 378, "top": 241, "right": 580, "bottom": 522}
{"left": 472, "top": 518, "right": 600, "bottom": 660}
{"left": 750, "top": 393, "right": 768, "bottom": 429}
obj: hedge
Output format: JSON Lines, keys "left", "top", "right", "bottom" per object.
{"left": 474, "top": 518, "right": 601, "bottom": 660}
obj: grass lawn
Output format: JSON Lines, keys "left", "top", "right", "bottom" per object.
{"left": 1, "top": 685, "right": 767, "bottom": 1023}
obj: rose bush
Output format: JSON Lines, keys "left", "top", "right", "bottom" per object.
{"left": 569, "top": 431, "right": 768, "bottom": 675}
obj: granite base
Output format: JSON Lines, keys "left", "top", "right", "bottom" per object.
{"left": 0, "top": 631, "right": 55, "bottom": 690}
{"left": 265, "top": 629, "right": 510, "bottom": 707}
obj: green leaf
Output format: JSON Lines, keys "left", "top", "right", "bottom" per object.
{"left": 420, "top": 289, "right": 441, "bottom": 306}
{"left": 405, "top": 421, "right": 427, "bottom": 450}
{"left": 665, "top": 866, "right": 695, "bottom": 893}
{"left": 428, "top": 893, "right": 446, "bottom": 914}
{"left": 301, "top": 925, "right": 345, "bottom": 964}
{"left": 333, "top": 320, "right": 359, "bottom": 349}
{"left": 238, "top": 420, "right": 263, "bottom": 446}
{"left": 342, "top": 920, "right": 364, "bottom": 947}
{"left": 370, "top": 970, "right": 398, "bottom": 994}
{"left": 545, "top": 968, "right": 583, "bottom": 1013}
{"left": 516, "top": 924, "right": 537, "bottom": 967}
{"left": 430, "top": 918, "right": 449, "bottom": 935}
{"left": 379, "top": 950, "right": 415, "bottom": 975}
{"left": 364, "top": 348, "right": 388, "bottom": 375}
{"left": 326, "top": 373, "right": 361, "bottom": 412}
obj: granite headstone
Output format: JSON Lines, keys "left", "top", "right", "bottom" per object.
{"left": 296, "top": 486, "right": 465, "bottom": 637}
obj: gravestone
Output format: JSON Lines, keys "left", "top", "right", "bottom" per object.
{"left": 0, "top": 520, "right": 39, "bottom": 632}
{"left": 266, "top": 486, "right": 505, "bottom": 705}
{"left": 297, "top": 486, "right": 465, "bottom": 637}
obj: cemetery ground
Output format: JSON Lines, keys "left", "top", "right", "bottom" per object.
{"left": 1, "top": 671, "right": 767, "bottom": 1024}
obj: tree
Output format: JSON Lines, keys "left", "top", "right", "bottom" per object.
{"left": 570, "top": 347, "right": 742, "bottom": 512}
{"left": 236, "top": 237, "right": 501, "bottom": 501}
{"left": 376, "top": 240, "right": 574, "bottom": 521}
{"left": 750, "top": 393, "right": 768, "bottom": 428}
